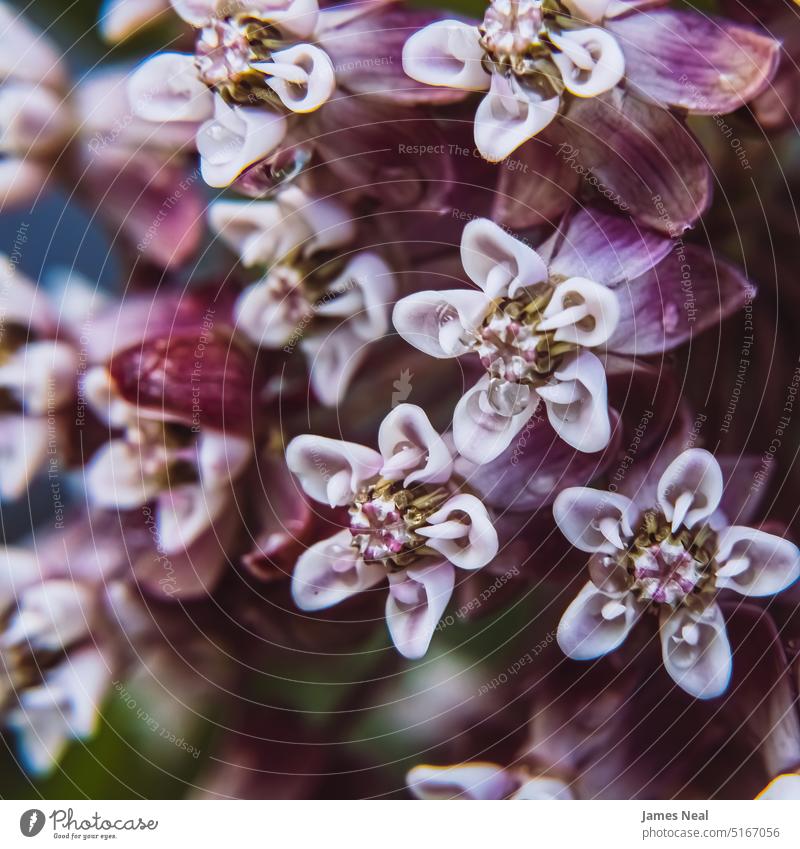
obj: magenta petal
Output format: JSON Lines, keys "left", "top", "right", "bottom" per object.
{"left": 607, "top": 10, "right": 780, "bottom": 114}
{"left": 561, "top": 90, "right": 711, "bottom": 235}
{"left": 543, "top": 207, "right": 672, "bottom": 286}
{"left": 606, "top": 245, "right": 752, "bottom": 355}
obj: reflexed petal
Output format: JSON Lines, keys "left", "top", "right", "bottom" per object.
{"left": 156, "top": 482, "right": 228, "bottom": 553}
{"left": 562, "top": 0, "right": 612, "bottom": 24}
{"left": 251, "top": 0, "right": 319, "bottom": 39}
{"left": 301, "top": 326, "right": 369, "bottom": 406}
{"left": 553, "top": 487, "right": 637, "bottom": 554}
{"left": 402, "top": 20, "right": 489, "bottom": 91}
{"left": 407, "top": 763, "right": 517, "bottom": 800}
{"left": 100, "top": 0, "right": 170, "bottom": 42}
{"left": 715, "top": 527, "right": 800, "bottom": 598}
{"left": 198, "top": 95, "right": 287, "bottom": 188}
{"left": 557, "top": 581, "right": 639, "bottom": 660}
{"left": 461, "top": 217, "right": 548, "bottom": 298}
{"left": 538, "top": 277, "right": 619, "bottom": 347}
{"left": 656, "top": 448, "right": 723, "bottom": 532}
{"left": 235, "top": 273, "right": 310, "bottom": 348}
{"left": 85, "top": 440, "right": 163, "bottom": 509}
{"left": 0, "top": 341, "right": 77, "bottom": 415}
{"left": 378, "top": 403, "right": 452, "bottom": 487}
{"left": 392, "top": 289, "right": 490, "bottom": 358}
{"left": 550, "top": 28, "right": 624, "bottom": 98}
{"left": 0, "top": 416, "right": 50, "bottom": 500}
{"left": 757, "top": 775, "right": 800, "bottom": 801}
{"left": 256, "top": 44, "right": 335, "bottom": 113}
{"left": 418, "top": 493, "right": 498, "bottom": 570}
{"left": 537, "top": 351, "right": 610, "bottom": 453}
{"left": 659, "top": 604, "right": 732, "bottom": 699}
{"left": 292, "top": 530, "right": 384, "bottom": 611}
{"left": 474, "top": 73, "right": 559, "bottom": 162}
{"left": 607, "top": 11, "right": 780, "bottom": 114}
{"left": 197, "top": 431, "right": 252, "bottom": 488}
{"left": 128, "top": 53, "right": 213, "bottom": 123}
{"left": 386, "top": 560, "right": 454, "bottom": 658}
{"left": 453, "top": 376, "right": 540, "bottom": 464}
{"left": 285, "top": 434, "right": 382, "bottom": 506}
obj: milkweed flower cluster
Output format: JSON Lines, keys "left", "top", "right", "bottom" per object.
{"left": 0, "top": 0, "right": 798, "bottom": 803}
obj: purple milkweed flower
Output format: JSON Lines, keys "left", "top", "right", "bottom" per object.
{"left": 402, "top": 0, "right": 779, "bottom": 163}
{"left": 128, "top": 0, "right": 334, "bottom": 187}
{"left": 554, "top": 449, "right": 800, "bottom": 699}
{"left": 210, "top": 186, "right": 393, "bottom": 405}
{"left": 392, "top": 210, "right": 750, "bottom": 465}
{"left": 286, "top": 403, "right": 499, "bottom": 658}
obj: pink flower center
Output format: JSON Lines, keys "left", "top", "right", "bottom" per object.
{"left": 349, "top": 492, "right": 415, "bottom": 563}
{"left": 481, "top": 0, "right": 545, "bottom": 60}
{"left": 632, "top": 539, "right": 704, "bottom": 606}
{"left": 195, "top": 18, "right": 254, "bottom": 86}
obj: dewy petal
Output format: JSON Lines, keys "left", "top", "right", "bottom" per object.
{"left": 292, "top": 530, "right": 384, "bottom": 611}
{"left": 538, "top": 277, "right": 619, "bottom": 348}
{"left": 402, "top": 20, "right": 489, "bottom": 91}
{"left": 392, "top": 290, "right": 490, "bottom": 359}
{"left": 256, "top": 44, "right": 335, "bottom": 114}
{"left": 550, "top": 28, "right": 624, "bottom": 98}
{"left": 128, "top": 53, "right": 214, "bottom": 123}
{"left": 460, "top": 217, "right": 548, "bottom": 299}
{"left": 474, "top": 72, "right": 559, "bottom": 162}
{"left": 715, "top": 527, "right": 800, "bottom": 598}
{"left": 659, "top": 604, "right": 732, "bottom": 700}
{"left": 557, "top": 581, "right": 639, "bottom": 661}
{"left": 553, "top": 487, "right": 637, "bottom": 554}
{"left": 100, "top": 0, "right": 170, "bottom": 42}
{"left": 407, "top": 763, "right": 517, "bottom": 800}
{"left": 285, "top": 434, "right": 382, "bottom": 506}
{"left": 85, "top": 441, "right": 162, "bottom": 509}
{"left": 537, "top": 350, "right": 610, "bottom": 453}
{"left": 757, "top": 775, "right": 800, "bottom": 801}
{"left": 0, "top": 415, "right": 48, "bottom": 500}
{"left": 386, "top": 560, "right": 455, "bottom": 659}
{"left": 197, "top": 95, "right": 287, "bottom": 188}
{"left": 378, "top": 404, "right": 452, "bottom": 487}
{"left": 453, "top": 376, "right": 539, "bottom": 465}
{"left": 656, "top": 448, "right": 723, "bottom": 532}
{"left": 418, "top": 493, "right": 498, "bottom": 570}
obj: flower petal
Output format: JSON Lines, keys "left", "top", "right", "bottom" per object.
{"left": 557, "top": 581, "right": 640, "bottom": 660}
{"left": 513, "top": 778, "right": 575, "bottom": 800}
{"left": 156, "top": 482, "right": 229, "bottom": 553}
{"left": 474, "top": 73, "right": 559, "bottom": 162}
{"left": 757, "top": 775, "right": 800, "bottom": 801}
{"left": 460, "top": 217, "right": 548, "bottom": 298}
{"left": 656, "top": 448, "right": 723, "bottom": 532}
{"left": 407, "top": 763, "right": 516, "bottom": 800}
{"left": 392, "top": 289, "right": 490, "bottom": 358}
{"left": 715, "top": 527, "right": 800, "bottom": 598}
{"left": 386, "top": 560, "right": 454, "bottom": 658}
{"left": 553, "top": 487, "right": 638, "bottom": 554}
{"left": 256, "top": 44, "right": 335, "bottom": 113}
{"left": 198, "top": 95, "right": 287, "bottom": 188}
{"left": 418, "top": 493, "right": 498, "bottom": 570}
{"left": 301, "top": 326, "right": 368, "bottom": 406}
{"left": 402, "top": 20, "right": 489, "bottom": 91}
{"left": 251, "top": 0, "right": 319, "bottom": 40}
{"left": 0, "top": 416, "right": 49, "bottom": 500}
{"left": 537, "top": 350, "right": 610, "bottom": 453}
{"left": 551, "top": 28, "right": 624, "bottom": 98}
{"left": 99, "top": 0, "right": 170, "bottom": 42}
{"left": 659, "top": 603, "right": 732, "bottom": 699}
{"left": 285, "top": 434, "right": 382, "bottom": 506}
{"left": 538, "top": 277, "right": 620, "bottom": 348}
{"left": 378, "top": 403, "right": 452, "bottom": 487}
{"left": 85, "top": 440, "right": 162, "bottom": 509}
{"left": 128, "top": 52, "right": 214, "bottom": 123}
{"left": 0, "top": 341, "right": 77, "bottom": 415}
{"left": 453, "top": 376, "right": 540, "bottom": 465}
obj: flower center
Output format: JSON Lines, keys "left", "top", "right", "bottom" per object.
{"left": 624, "top": 513, "right": 717, "bottom": 608}
{"left": 474, "top": 289, "right": 575, "bottom": 384}
{"left": 349, "top": 481, "right": 448, "bottom": 570}
{"left": 481, "top": 0, "right": 546, "bottom": 60}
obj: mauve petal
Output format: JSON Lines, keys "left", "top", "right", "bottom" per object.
{"left": 385, "top": 560, "right": 454, "bottom": 658}
{"left": 301, "top": 325, "right": 369, "bottom": 406}
{"left": 128, "top": 53, "right": 213, "bottom": 123}
{"left": 0, "top": 158, "right": 49, "bottom": 211}
{"left": 606, "top": 245, "right": 752, "bottom": 356}
{"left": 715, "top": 527, "right": 800, "bottom": 598}
{"left": 99, "top": 0, "right": 170, "bottom": 42}
{"left": 758, "top": 776, "right": 800, "bottom": 801}
{"left": 407, "top": 763, "right": 517, "bottom": 800}
{"left": 553, "top": 486, "right": 638, "bottom": 554}
{"left": 656, "top": 448, "right": 723, "bottom": 531}
{"left": 320, "top": 8, "right": 473, "bottom": 105}
{"left": 0, "top": 415, "right": 48, "bottom": 500}
{"left": 557, "top": 581, "right": 640, "bottom": 660}
{"left": 562, "top": 90, "right": 711, "bottom": 235}
{"left": 659, "top": 603, "right": 732, "bottom": 699}
{"left": 156, "top": 482, "right": 229, "bottom": 554}
{"left": 401, "top": 19, "right": 488, "bottom": 93}
{"left": 607, "top": 10, "right": 780, "bottom": 114}
{"left": 418, "top": 493, "right": 498, "bottom": 570}
{"left": 378, "top": 403, "right": 452, "bottom": 487}
{"left": 544, "top": 207, "right": 672, "bottom": 286}
{"left": 292, "top": 530, "right": 385, "bottom": 611}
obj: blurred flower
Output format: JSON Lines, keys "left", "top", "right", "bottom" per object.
{"left": 286, "top": 403, "right": 499, "bottom": 658}
{"left": 210, "top": 186, "right": 393, "bottom": 405}
{"left": 554, "top": 448, "right": 800, "bottom": 699}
